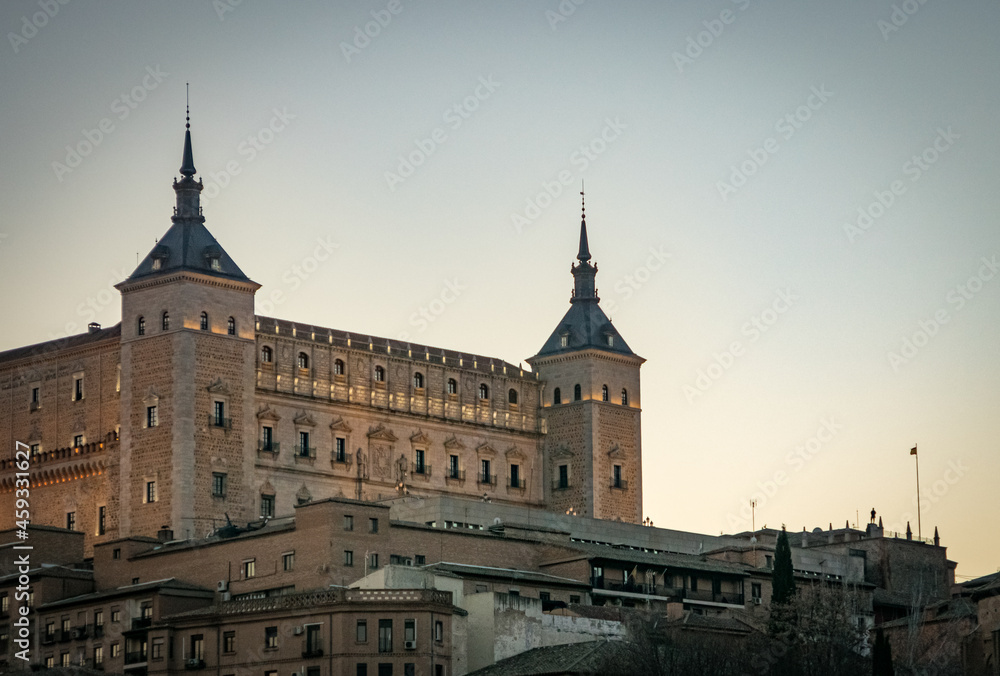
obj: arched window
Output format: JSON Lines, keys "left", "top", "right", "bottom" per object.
{"left": 137, "top": 316, "right": 145, "bottom": 336}
{"left": 227, "top": 317, "right": 236, "bottom": 336}
{"left": 479, "top": 384, "right": 489, "bottom": 400}
{"left": 574, "top": 384, "right": 582, "bottom": 401}
{"left": 602, "top": 384, "right": 609, "bottom": 402}
{"left": 334, "top": 359, "right": 345, "bottom": 376}
{"left": 621, "top": 388, "right": 629, "bottom": 406}
{"left": 297, "top": 353, "right": 309, "bottom": 370}
{"left": 447, "top": 378, "right": 458, "bottom": 395}
{"left": 161, "top": 311, "right": 169, "bottom": 331}
{"left": 261, "top": 346, "right": 273, "bottom": 363}
{"left": 413, "top": 372, "right": 424, "bottom": 389}
{"left": 374, "top": 365, "right": 385, "bottom": 382}
{"left": 553, "top": 388, "right": 561, "bottom": 405}
{"left": 508, "top": 388, "right": 518, "bottom": 405}
{"left": 200, "top": 312, "right": 208, "bottom": 331}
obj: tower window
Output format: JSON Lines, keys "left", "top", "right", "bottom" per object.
{"left": 162, "top": 311, "right": 169, "bottom": 330}
{"left": 298, "top": 352, "right": 309, "bottom": 370}
{"left": 553, "top": 388, "right": 561, "bottom": 405}
{"left": 209, "top": 256, "right": 221, "bottom": 272}
{"left": 574, "top": 384, "right": 582, "bottom": 401}
{"left": 146, "top": 405, "right": 158, "bottom": 428}
{"left": 145, "top": 480, "right": 157, "bottom": 503}
{"left": 447, "top": 378, "right": 457, "bottom": 395}
{"left": 413, "top": 372, "right": 424, "bottom": 389}
{"left": 508, "top": 388, "right": 518, "bottom": 405}
{"left": 558, "top": 464, "right": 569, "bottom": 489}
{"left": 612, "top": 464, "right": 623, "bottom": 489}
{"left": 621, "top": 388, "right": 629, "bottom": 406}
{"left": 449, "top": 455, "right": 460, "bottom": 479}
{"left": 212, "top": 473, "right": 227, "bottom": 497}
{"left": 227, "top": 317, "right": 236, "bottom": 335}
{"left": 260, "top": 494, "right": 275, "bottom": 518}
{"left": 98, "top": 506, "right": 106, "bottom": 535}
{"left": 334, "top": 359, "right": 345, "bottom": 375}
{"left": 200, "top": 312, "right": 208, "bottom": 331}
{"left": 261, "top": 346, "right": 273, "bottom": 363}
{"left": 607, "top": 335, "right": 614, "bottom": 347}
{"left": 560, "top": 334, "right": 568, "bottom": 348}
{"left": 74, "top": 376, "right": 84, "bottom": 401}
{"left": 374, "top": 365, "right": 385, "bottom": 382}
{"left": 137, "top": 316, "right": 145, "bottom": 336}
{"left": 602, "top": 384, "right": 608, "bottom": 402}
{"left": 479, "top": 384, "right": 489, "bottom": 400}
{"left": 66, "top": 511, "right": 76, "bottom": 530}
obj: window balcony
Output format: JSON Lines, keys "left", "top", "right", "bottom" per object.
{"left": 131, "top": 617, "right": 152, "bottom": 631}
{"left": 124, "top": 651, "right": 148, "bottom": 665}
{"left": 412, "top": 464, "right": 432, "bottom": 480}
{"left": 294, "top": 446, "right": 316, "bottom": 459}
{"left": 552, "top": 479, "right": 570, "bottom": 491}
{"left": 610, "top": 479, "right": 628, "bottom": 490}
{"left": 477, "top": 473, "right": 497, "bottom": 486}
{"left": 207, "top": 414, "right": 231, "bottom": 429}
{"left": 445, "top": 469, "right": 465, "bottom": 484}
{"left": 509, "top": 478, "right": 526, "bottom": 489}
{"left": 257, "top": 441, "right": 279, "bottom": 454}
{"left": 302, "top": 638, "right": 324, "bottom": 658}
{"left": 331, "top": 451, "right": 353, "bottom": 467}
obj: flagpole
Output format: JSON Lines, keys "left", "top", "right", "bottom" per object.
{"left": 913, "top": 444, "right": 922, "bottom": 539}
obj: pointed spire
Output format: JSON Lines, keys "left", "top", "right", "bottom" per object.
{"left": 180, "top": 83, "right": 196, "bottom": 177}
{"left": 933, "top": 526, "right": 940, "bottom": 546}
{"left": 577, "top": 184, "right": 591, "bottom": 262}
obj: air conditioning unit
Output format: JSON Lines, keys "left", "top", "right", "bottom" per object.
{"left": 752, "top": 598, "right": 762, "bottom": 606}
{"left": 404, "top": 640, "right": 417, "bottom": 650}
{"left": 293, "top": 626, "right": 304, "bottom": 635}
{"left": 216, "top": 580, "right": 228, "bottom": 592}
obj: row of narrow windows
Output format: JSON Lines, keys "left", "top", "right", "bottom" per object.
{"left": 553, "top": 384, "right": 628, "bottom": 405}
{"left": 137, "top": 312, "right": 236, "bottom": 335}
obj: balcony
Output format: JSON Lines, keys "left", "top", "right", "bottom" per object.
{"left": 93, "top": 625, "right": 105, "bottom": 638}
{"left": 207, "top": 414, "right": 232, "bottom": 429}
{"left": 184, "top": 658, "right": 206, "bottom": 670}
{"left": 590, "top": 577, "right": 744, "bottom": 606}
{"left": 131, "top": 617, "right": 152, "bottom": 631}
{"left": 610, "top": 479, "right": 628, "bottom": 490}
{"left": 477, "top": 473, "right": 497, "bottom": 486}
{"left": 41, "top": 633, "right": 55, "bottom": 645}
{"left": 293, "top": 445, "right": 316, "bottom": 459}
{"left": 124, "top": 651, "right": 148, "bottom": 665}
{"left": 508, "top": 478, "right": 526, "bottom": 489}
{"left": 412, "top": 464, "right": 432, "bottom": 480}
{"left": 302, "top": 638, "right": 324, "bottom": 658}
{"left": 331, "top": 451, "right": 353, "bottom": 467}
{"left": 552, "top": 479, "right": 570, "bottom": 491}
{"left": 58, "top": 629, "right": 72, "bottom": 643}
{"left": 257, "top": 440, "right": 280, "bottom": 454}
{"left": 445, "top": 469, "right": 465, "bottom": 484}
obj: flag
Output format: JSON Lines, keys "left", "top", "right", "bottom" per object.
{"left": 910, "top": 445, "right": 918, "bottom": 456}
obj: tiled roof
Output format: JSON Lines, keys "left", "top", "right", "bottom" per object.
{"left": 553, "top": 541, "right": 751, "bottom": 576}
{"left": 38, "top": 578, "right": 212, "bottom": 609}
{"left": 466, "top": 639, "right": 636, "bottom": 676}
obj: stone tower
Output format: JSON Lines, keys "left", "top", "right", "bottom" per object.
{"left": 528, "top": 198, "right": 644, "bottom": 523}
{"left": 115, "top": 111, "right": 260, "bottom": 539}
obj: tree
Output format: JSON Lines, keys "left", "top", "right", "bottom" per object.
{"left": 873, "top": 627, "right": 895, "bottom": 676}
{"left": 772, "top": 527, "right": 797, "bottom": 606}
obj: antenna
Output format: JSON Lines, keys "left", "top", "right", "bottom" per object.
{"left": 185, "top": 82, "right": 190, "bottom": 129}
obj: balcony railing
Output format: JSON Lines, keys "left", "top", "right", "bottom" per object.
{"left": 413, "top": 464, "right": 432, "bottom": 478}
{"left": 42, "top": 633, "right": 55, "bottom": 645}
{"left": 477, "top": 473, "right": 497, "bottom": 486}
{"left": 302, "top": 638, "right": 324, "bottom": 658}
{"left": 445, "top": 469, "right": 465, "bottom": 481}
{"left": 258, "top": 441, "right": 279, "bottom": 453}
{"left": 591, "top": 577, "right": 744, "bottom": 605}
{"left": 93, "top": 625, "right": 105, "bottom": 638}
{"left": 332, "top": 451, "right": 353, "bottom": 465}
{"left": 124, "top": 651, "right": 148, "bottom": 665}
{"left": 131, "top": 617, "right": 152, "bottom": 631}
{"left": 207, "top": 414, "right": 232, "bottom": 429}
{"left": 509, "top": 478, "right": 526, "bottom": 489}
{"left": 294, "top": 445, "right": 316, "bottom": 458}
{"left": 58, "top": 629, "right": 72, "bottom": 643}
{"left": 610, "top": 479, "right": 628, "bottom": 490}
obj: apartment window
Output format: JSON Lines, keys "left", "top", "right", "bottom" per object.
{"left": 94, "top": 610, "right": 103, "bottom": 628}
{"left": 447, "top": 378, "right": 457, "bottom": 395}
{"left": 1, "top": 593, "right": 7, "bottom": 613}
{"left": 510, "top": 464, "right": 521, "bottom": 488}
{"left": 261, "top": 346, "right": 273, "bottom": 363}
{"left": 111, "top": 609, "right": 121, "bottom": 623}
{"left": 265, "top": 626, "right": 278, "bottom": 649}
{"left": 752, "top": 582, "right": 762, "bottom": 600}
{"left": 191, "top": 634, "right": 204, "bottom": 660}
{"left": 334, "top": 359, "right": 345, "bottom": 375}
{"left": 145, "top": 480, "right": 157, "bottom": 503}
{"left": 200, "top": 312, "right": 208, "bottom": 330}
{"left": 162, "top": 311, "right": 169, "bottom": 330}
{"left": 61, "top": 652, "right": 70, "bottom": 667}
{"left": 298, "top": 352, "right": 309, "bottom": 370}
{"left": 30, "top": 443, "right": 40, "bottom": 456}
{"left": 282, "top": 551, "right": 295, "bottom": 571}
{"left": 261, "top": 426, "right": 273, "bottom": 451}
{"left": 345, "top": 550, "right": 354, "bottom": 566}
{"left": 146, "top": 405, "right": 158, "bottom": 428}
{"left": 137, "top": 316, "right": 145, "bottom": 336}
{"left": 243, "top": 559, "right": 256, "bottom": 579}
{"left": 379, "top": 665, "right": 392, "bottom": 676}
{"left": 404, "top": 619, "right": 416, "bottom": 645}
{"left": 413, "top": 372, "right": 424, "bottom": 389}
{"left": 31, "top": 386, "right": 40, "bottom": 406}
{"left": 415, "top": 555, "right": 425, "bottom": 565}
{"left": 227, "top": 316, "right": 236, "bottom": 335}
{"left": 261, "top": 494, "right": 275, "bottom": 518}
{"left": 306, "top": 624, "right": 321, "bottom": 655}
{"left": 374, "top": 365, "right": 385, "bottom": 382}
{"left": 212, "top": 473, "right": 227, "bottom": 497}
{"left": 449, "top": 455, "right": 460, "bottom": 479}
{"left": 558, "top": 464, "right": 569, "bottom": 489}
{"left": 613, "top": 464, "right": 622, "bottom": 488}
{"left": 370, "top": 553, "right": 379, "bottom": 569}
{"left": 213, "top": 400, "right": 226, "bottom": 427}
{"left": 570, "top": 595, "right": 581, "bottom": 604}
{"left": 478, "top": 383, "right": 489, "bottom": 399}
{"left": 621, "top": 388, "right": 629, "bottom": 405}
{"left": 434, "top": 620, "right": 443, "bottom": 642}
{"left": 45, "top": 621, "right": 55, "bottom": 639}
{"left": 93, "top": 645, "right": 103, "bottom": 666}
{"left": 378, "top": 619, "right": 393, "bottom": 653}
{"left": 370, "top": 517, "right": 379, "bottom": 533}
{"left": 152, "top": 637, "right": 164, "bottom": 659}
{"left": 553, "top": 387, "right": 561, "bottom": 405}
{"left": 223, "top": 631, "right": 235, "bottom": 653}
{"left": 357, "top": 665, "right": 368, "bottom": 676}
{"left": 111, "top": 642, "right": 120, "bottom": 658}
{"left": 66, "top": 511, "right": 76, "bottom": 530}
{"left": 765, "top": 555, "right": 773, "bottom": 569}
{"left": 356, "top": 620, "right": 367, "bottom": 643}
{"left": 344, "top": 514, "right": 354, "bottom": 531}
{"left": 415, "top": 449, "right": 426, "bottom": 474}
{"left": 73, "top": 434, "right": 84, "bottom": 448}
{"left": 602, "top": 384, "right": 608, "bottom": 401}
{"left": 45, "top": 656, "right": 54, "bottom": 668}
{"left": 508, "top": 388, "right": 518, "bottom": 405}
{"left": 74, "top": 377, "right": 84, "bottom": 401}
{"left": 690, "top": 576, "right": 698, "bottom": 591}
{"left": 405, "top": 665, "right": 415, "bottom": 676}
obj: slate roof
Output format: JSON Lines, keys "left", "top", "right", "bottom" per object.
{"left": 534, "top": 301, "right": 636, "bottom": 358}
{"left": 126, "top": 218, "right": 252, "bottom": 284}
{"left": 0, "top": 323, "right": 121, "bottom": 364}
{"left": 466, "top": 639, "right": 636, "bottom": 676}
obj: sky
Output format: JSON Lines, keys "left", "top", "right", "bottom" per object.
{"left": 1, "top": 1, "right": 998, "bottom": 578}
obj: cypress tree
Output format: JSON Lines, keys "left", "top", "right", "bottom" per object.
{"left": 772, "top": 527, "right": 797, "bottom": 606}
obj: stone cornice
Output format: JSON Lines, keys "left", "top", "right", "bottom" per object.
{"left": 116, "top": 270, "right": 260, "bottom": 295}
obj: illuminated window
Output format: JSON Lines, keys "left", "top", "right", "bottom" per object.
{"left": 200, "top": 312, "right": 208, "bottom": 330}
{"left": 334, "top": 359, "right": 345, "bottom": 375}
{"left": 227, "top": 317, "right": 235, "bottom": 335}
{"left": 621, "top": 388, "right": 629, "bottom": 406}
{"left": 413, "top": 372, "right": 424, "bottom": 389}
{"left": 602, "top": 384, "right": 608, "bottom": 402}
{"left": 261, "top": 346, "right": 272, "bottom": 363}
{"left": 374, "top": 366, "right": 385, "bottom": 382}
{"left": 479, "top": 384, "right": 489, "bottom": 399}
{"left": 447, "top": 378, "right": 457, "bottom": 395}
{"left": 298, "top": 352, "right": 309, "bottom": 370}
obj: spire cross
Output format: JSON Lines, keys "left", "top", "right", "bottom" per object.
{"left": 186, "top": 82, "right": 190, "bottom": 130}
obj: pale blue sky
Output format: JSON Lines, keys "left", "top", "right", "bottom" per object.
{"left": 1, "top": 1, "right": 998, "bottom": 577}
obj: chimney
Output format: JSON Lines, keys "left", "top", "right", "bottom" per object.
{"left": 88, "top": 322, "right": 101, "bottom": 333}
{"left": 157, "top": 525, "right": 174, "bottom": 542}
